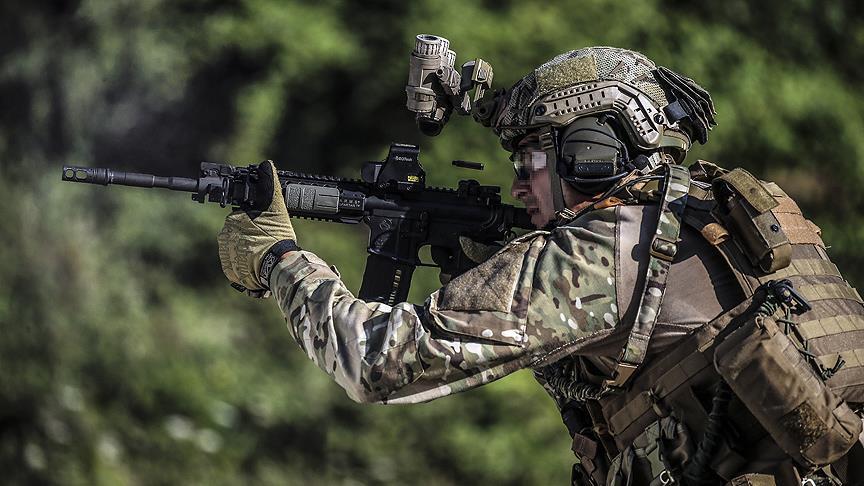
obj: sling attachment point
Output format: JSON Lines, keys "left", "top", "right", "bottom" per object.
{"left": 765, "top": 278, "right": 812, "bottom": 313}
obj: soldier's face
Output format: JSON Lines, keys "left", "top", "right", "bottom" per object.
{"left": 509, "top": 133, "right": 597, "bottom": 228}
{"left": 510, "top": 134, "right": 555, "bottom": 228}
{"left": 511, "top": 166, "right": 555, "bottom": 228}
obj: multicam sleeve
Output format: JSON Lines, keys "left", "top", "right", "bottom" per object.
{"left": 269, "top": 209, "right": 620, "bottom": 404}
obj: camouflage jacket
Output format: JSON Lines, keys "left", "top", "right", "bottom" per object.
{"left": 268, "top": 207, "right": 628, "bottom": 404}
{"left": 269, "top": 201, "right": 745, "bottom": 405}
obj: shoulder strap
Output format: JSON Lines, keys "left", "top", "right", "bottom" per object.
{"left": 603, "top": 164, "right": 691, "bottom": 391}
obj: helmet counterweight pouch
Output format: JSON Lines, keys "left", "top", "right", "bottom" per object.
{"left": 711, "top": 168, "right": 792, "bottom": 273}
{"left": 714, "top": 309, "right": 862, "bottom": 467}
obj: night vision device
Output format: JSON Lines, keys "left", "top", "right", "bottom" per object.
{"left": 405, "top": 34, "right": 494, "bottom": 136}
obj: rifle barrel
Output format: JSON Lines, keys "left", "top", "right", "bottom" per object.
{"left": 62, "top": 166, "right": 199, "bottom": 192}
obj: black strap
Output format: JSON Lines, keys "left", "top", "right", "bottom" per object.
{"left": 259, "top": 239, "right": 301, "bottom": 288}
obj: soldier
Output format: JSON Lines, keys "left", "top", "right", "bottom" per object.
{"left": 217, "top": 47, "right": 864, "bottom": 485}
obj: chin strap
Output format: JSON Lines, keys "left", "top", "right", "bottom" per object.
{"left": 539, "top": 128, "right": 577, "bottom": 223}
{"left": 540, "top": 125, "right": 677, "bottom": 229}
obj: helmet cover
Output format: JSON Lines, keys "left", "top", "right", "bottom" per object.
{"left": 492, "top": 47, "right": 715, "bottom": 155}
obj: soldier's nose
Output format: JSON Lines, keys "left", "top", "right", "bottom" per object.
{"left": 511, "top": 177, "right": 530, "bottom": 199}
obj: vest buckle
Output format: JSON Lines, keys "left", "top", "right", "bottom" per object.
{"left": 650, "top": 235, "right": 678, "bottom": 262}
{"left": 603, "top": 362, "right": 638, "bottom": 390}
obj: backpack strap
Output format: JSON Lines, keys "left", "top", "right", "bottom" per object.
{"left": 603, "top": 164, "right": 691, "bottom": 391}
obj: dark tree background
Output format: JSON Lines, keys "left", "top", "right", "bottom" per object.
{"left": 1, "top": 1, "right": 862, "bottom": 484}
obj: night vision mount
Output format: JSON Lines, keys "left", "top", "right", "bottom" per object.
{"left": 405, "top": 34, "right": 494, "bottom": 136}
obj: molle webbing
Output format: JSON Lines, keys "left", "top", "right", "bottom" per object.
{"left": 797, "top": 283, "right": 863, "bottom": 303}
{"left": 685, "top": 168, "right": 864, "bottom": 404}
{"left": 600, "top": 295, "right": 763, "bottom": 450}
{"left": 596, "top": 163, "right": 864, "bottom": 480}
{"left": 795, "top": 294, "right": 864, "bottom": 404}
{"left": 762, "top": 258, "right": 840, "bottom": 282}
{"left": 763, "top": 181, "right": 826, "bottom": 247}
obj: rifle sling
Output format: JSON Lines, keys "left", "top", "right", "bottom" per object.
{"left": 603, "top": 164, "right": 691, "bottom": 391}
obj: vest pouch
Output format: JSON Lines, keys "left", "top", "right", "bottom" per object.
{"left": 712, "top": 168, "right": 791, "bottom": 273}
{"left": 714, "top": 312, "right": 861, "bottom": 467}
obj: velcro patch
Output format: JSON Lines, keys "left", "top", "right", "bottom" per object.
{"left": 535, "top": 55, "right": 598, "bottom": 94}
{"left": 717, "top": 168, "right": 779, "bottom": 213}
{"left": 437, "top": 241, "right": 529, "bottom": 313}
{"left": 779, "top": 402, "right": 827, "bottom": 451}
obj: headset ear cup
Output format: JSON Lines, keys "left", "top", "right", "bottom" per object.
{"left": 557, "top": 115, "right": 631, "bottom": 193}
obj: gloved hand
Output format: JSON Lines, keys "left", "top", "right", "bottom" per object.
{"left": 217, "top": 160, "right": 297, "bottom": 297}
{"left": 458, "top": 236, "right": 503, "bottom": 264}
{"left": 439, "top": 237, "right": 504, "bottom": 285}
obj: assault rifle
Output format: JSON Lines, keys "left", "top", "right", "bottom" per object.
{"left": 61, "top": 143, "right": 532, "bottom": 304}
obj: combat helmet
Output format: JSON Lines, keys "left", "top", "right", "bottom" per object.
{"left": 478, "top": 47, "right": 717, "bottom": 199}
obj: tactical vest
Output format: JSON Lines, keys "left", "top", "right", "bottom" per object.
{"left": 539, "top": 161, "right": 864, "bottom": 486}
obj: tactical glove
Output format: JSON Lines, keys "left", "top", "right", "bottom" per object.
{"left": 217, "top": 160, "right": 297, "bottom": 297}
{"left": 458, "top": 236, "right": 503, "bottom": 264}
{"left": 439, "top": 237, "right": 504, "bottom": 284}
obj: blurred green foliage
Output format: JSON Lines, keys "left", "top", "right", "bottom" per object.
{"left": 1, "top": 0, "right": 863, "bottom": 484}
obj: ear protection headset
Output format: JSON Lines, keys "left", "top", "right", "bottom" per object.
{"left": 545, "top": 114, "right": 651, "bottom": 195}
